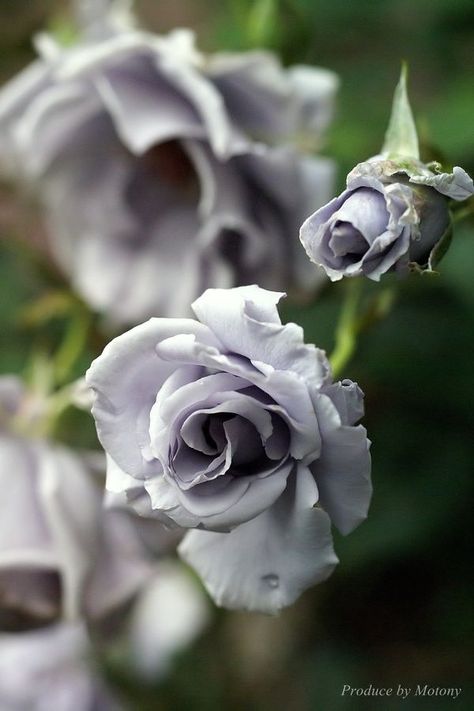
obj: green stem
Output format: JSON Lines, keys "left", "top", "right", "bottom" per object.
{"left": 54, "top": 305, "right": 91, "bottom": 385}
{"left": 330, "top": 279, "right": 396, "bottom": 377}
{"left": 330, "top": 279, "right": 362, "bottom": 378}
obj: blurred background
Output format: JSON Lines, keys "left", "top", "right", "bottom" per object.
{"left": 0, "top": 0, "right": 473, "bottom": 709}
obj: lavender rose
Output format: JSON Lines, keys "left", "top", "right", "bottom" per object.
{"left": 0, "top": 25, "right": 336, "bottom": 323}
{"left": 300, "top": 158, "right": 473, "bottom": 281}
{"left": 0, "top": 376, "right": 152, "bottom": 630}
{"left": 86, "top": 285, "right": 371, "bottom": 613}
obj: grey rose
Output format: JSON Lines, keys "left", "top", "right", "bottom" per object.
{"left": 0, "top": 622, "right": 123, "bottom": 711}
{"left": 0, "top": 27, "right": 337, "bottom": 323}
{"left": 300, "top": 158, "right": 474, "bottom": 281}
{"left": 86, "top": 285, "right": 371, "bottom": 613}
{"left": 0, "top": 376, "right": 152, "bottom": 631}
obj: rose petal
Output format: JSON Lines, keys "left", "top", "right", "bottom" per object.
{"left": 95, "top": 60, "right": 205, "bottom": 154}
{"left": 409, "top": 165, "right": 474, "bottom": 201}
{"left": 311, "top": 394, "right": 372, "bottom": 535}
{"left": 179, "top": 465, "right": 338, "bottom": 612}
{"left": 86, "top": 318, "right": 218, "bottom": 478}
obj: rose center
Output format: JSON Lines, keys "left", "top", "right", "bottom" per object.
{"left": 172, "top": 405, "right": 290, "bottom": 491}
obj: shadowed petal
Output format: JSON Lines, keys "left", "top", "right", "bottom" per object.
{"left": 311, "top": 394, "right": 372, "bottom": 535}
{"left": 179, "top": 466, "right": 338, "bottom": 612}
{"left": 86, "top": 318, "right": 218, "bottom": 478}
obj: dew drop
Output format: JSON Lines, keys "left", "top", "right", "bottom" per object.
{"left": 262, "top": 574, "right": 279, "bottom": 589}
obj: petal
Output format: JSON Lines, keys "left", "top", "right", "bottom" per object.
{"left": 0, "top": 438, "right": 101, "bottom": 623}
{"left": 287, "top": 65, "right": 339, "bottom": 139}
{"left": 176, "top": 460, "right": 292, "bottom": 532}
{"left": 95, "top": 59, "right": 205, "bottom": 154}
{"left": 0, "top": 58, "right": 51, "bottom": 174}
{"left": 332, "top": 188, "right": 389, "bottom": 243}
{"left": 179, "top": 466, "right": 338, "bottom": 612}
{"left": 154, "top": 48, "right": 241, "bottom": 159}
{"left": 207, "top": 50, "right": 296, "bottom": 141}
{"left": 409, "top": 166, "right": 474, "bottom": 201}
{"left": 84, "top": 509, "right": 153, "bottom": 619}
{"left": 14, "top": 81, "right": 101, "bottom": 176}
{"left": 192, "top": 285, "right": 330, "bottom": 384}
{"left": 156, "top": 334, "right": 322, "bottom": 464}
{"left": 129, "top": 561, "right": 210, "bottom": 681}
{"left": 0, "top": 437, "right": 52, "bottom": 560}
{"left": 311, "top": 394, "right": 372, "bottom": 535}
{"left": 322, "top": 379, "right": 365, "bottom": 426}
{"left": 86, "top": 318, "right": 218, "bottom": 478}
{"left": 35, "top": 444, "right": 102, "bottom": 620}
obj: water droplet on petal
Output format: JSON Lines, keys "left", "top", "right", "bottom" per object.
{"left": 262, "top": 574, "right": 279, "bottom": 589}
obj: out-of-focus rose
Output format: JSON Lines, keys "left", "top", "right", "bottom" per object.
{"left": 0, "top": 622, "right": 122, "bottom": 711}
{"left": 86, "top": 285, "right": 371, "bottom": 613}
{"left": 0, "top": 376, "right": 152, "bottom": 630}
{"left": 0, "top": 25, "right": 337, "bottom": 323}
{"left": 128, "top": 561, "right": 210, "bottom": 680}
{"left": 300, "top": 158, "right": 474, "bottom": 281}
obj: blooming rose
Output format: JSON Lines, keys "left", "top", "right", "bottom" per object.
{"left": 300, "top": 158, "right": 474, "bottom": 280}
{"left": 0, "top": 26, "right": 336, "bottom": 323}
{"left": 0, "top": 376, "right": 152, "bottom": 630}
{"left": 0, "top": 623, "right": 122, "bottom": 711}
{"left": 86, "top": 286, "right": 371, "bottom": 613}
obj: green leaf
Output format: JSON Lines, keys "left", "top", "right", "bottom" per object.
{"left": 381, "top": 64, "right": 420, "bottom": 160}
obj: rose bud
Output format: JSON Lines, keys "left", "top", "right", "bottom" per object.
{"left": 300, "top": 68, "right": 473, "bottom": 280}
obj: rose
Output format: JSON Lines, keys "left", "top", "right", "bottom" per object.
{"left": 86, "top": 285, "right": 371, "bottom": 613}
{"left": 300, "top": 158, "right": 474, "bottom": 281}
{"left": 0, "top": 376, "right": 152, "bottom": 630}
{"left": 0, "top": 27, "right": 337, "bottom": 323}
{"left": 0, "top": 623, "right": 122, "bottom": 711}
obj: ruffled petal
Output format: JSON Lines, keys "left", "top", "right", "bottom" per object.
{"left": 86, "top": 318, "right": 218, "bottom": 478}
{"left": 192, "top": 285, "right": 330, "bottom": 384}
{"left": 409, "top": 165, "right": 474, "bottom": 201}
{"left": 179, "top": 466, "right": 338, "bottom": 612}
{"left": 311, "top": 394, "right": 372, "bottom": 535}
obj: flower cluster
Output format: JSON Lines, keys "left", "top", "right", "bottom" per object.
{"left": 1, "top": 7, "right": 473, "bottom": 708}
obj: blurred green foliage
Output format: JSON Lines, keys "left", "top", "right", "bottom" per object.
{"left": 0, "top": 0, "right": 473, "bottom": 709}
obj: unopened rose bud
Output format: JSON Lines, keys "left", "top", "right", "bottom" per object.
{"left": 300, "top": 68, "right": 473, "bottom": 281}
{"left": 300, "top": 157, "right": 473, "bottom": 280}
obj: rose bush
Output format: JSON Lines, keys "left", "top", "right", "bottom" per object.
{"left": 0, "top": 376, "right": 152, "bottom": 630}
{"left": 86, "top": 285, "right": 371, "bottom": 613}
{"left": 299, "top": 157, "right": 473, "bottom": 281}
{"left": 0, "top": 26, "right": 337, "bottom": 323}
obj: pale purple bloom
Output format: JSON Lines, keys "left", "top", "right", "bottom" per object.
{"left": 0, "top": 376, "right": 152, "bottom": 630}
{"left": 300, "top": 158, "right": 474, "bottom": 280}
{"left": 86, "top": 285, "right": 371, "bottom": 613}
{"left": 0, "top": 623, "right": 122, "bottom": 711}
{"left": 0, "top": 27, "right": 337, "bottom": 323}
{"left": 128, "top": 562, "right": 210, "bottom": 680}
